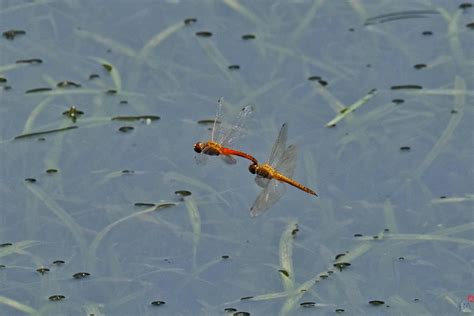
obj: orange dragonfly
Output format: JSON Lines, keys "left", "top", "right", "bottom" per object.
{"left": 248, "top": 123, "right": 317, "bottom": 216}
{"left": 194, "top": 98, "right": 257, "bottom": 165}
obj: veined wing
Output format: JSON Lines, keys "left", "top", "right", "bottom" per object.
{"left": 267, "top": 123, "right": 288, "bottom": 167}
{"left": 220, "top": 154, "right": 237, "bottom": 164}
{"left": 274, "top": 144, "right": 298, "bottom": 179}
{"left": 255, "top": 174, "right": 270, "bottom": 188}
{"left": 217, "top": 102, "right": 253, "bottom": 147}
{"left": 250, "top": 178, "right": 286, "bottom": 217}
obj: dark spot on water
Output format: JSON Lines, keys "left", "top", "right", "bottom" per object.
{"left": 318, "top": 79, "right": 328, "bottom": 86}
{"left": 439, "top": 196, "right": 447, "bottom": 199}
{"left": 233, "top": 312, "right": 250, "bottom": 316}
{"left": 53, "top": 260, "right": 65, "bottom": 265}
{"left": 0, "top": 264, "right": 5, "bottom": 268}
{"left": 175, "top": 190, "right": 192, "bottom": 197}
{"left": 25, "top": 178, "right": 36, "bottom": 183}
{"left": 339, "top": 108, "right": 349, "bottom": 114}
{"left": 16, "top": 58, "right": 42, "bottom": 64}
{"left": 46, "top": 169, "right": 58, "bottom": 174}
{"left": 228, "top": 65, "right": 240, "bottom": 70}
{"left": 134, "top": 202, "right": 156, "bottom": 207}
{"left": 348, "top": 27, "right": 355, "bottom": 31}
{"left": 300, "top": 302, "right": 315, "bottom": 308}
{"left": 327, "top": 270, "right": 334, "bottom": 274}
{"left": 278, "top": 269, "right": 289, "bottom": 277}
{"left": 335, "top": 308, "right": 345, "bottom": 313}
{"left": 198, "top": 119, "right": 220, "bottom": 125}
{"left": 451, "top": 109, "right": 458, "bottom": 114}
{"left": 57, "top": 81, "right": 81, "bottom": 88}
{"left": 291, "top": 226, "right": 299, "bottom": 236}
{"left": 466, "top": 22, "right": 474, "bottom": 29}
{"left": 320, "top": 274, "right": 329, "bottom": 279}
{"left": 240, "top": 296, "right": 253, "bottom": 300}
{"left": 184, "top": 18, "right": 197, "bottom": 25}
{"left": 3, "top": 85, "right": 12, "bottom": 90}
{"left": 36, "top": 267, "right": 50, "bottom": 274}
{"left": 73, "top": 272, "right": 90, "bottom": 279}
{"left": 222, "top": 255, "right": 229, "bottom": 259}
{"left": 373, "top": 235, "right": 379, "bottom": 239}
{"left": 398, "top": 257, "right": 405, "bottom": 260}
{"left": 112, "top": 115, "right": 160, "bottom": 122}
{"left": 102, "top": 64, "right": 112, "bottom": 72}
{"left": 122, "top": 170, "right": 134, "bottom": 174}
{"left": 0, "top": 77, "right": 6, "bottom": 83}
{"left": 369, "top": 300, "right": 385, "bottom": 306}
{"left": 195, "top": 31, "right": 212, "bottom": 37}
{"left": 118, "top": 126, "right": 134, "bottom": 133}
{"left": 25, "top": 87, "right": 52, "bottom": 94}
{"left": 89, "top": 74, "right": 100, "bottom": 80}
{"left": 224, "top": 308, "right": 237, "bottom": 313}
{"left": 242, "top": 34, "right": 256, "bottom": 40}
{"left": 335, "top": 253, "right": 346, "bottom": 260}
{"left": 390, "top": 85, "right": 423, "bottom": 90}
{"left": 384, "top": 228, "right": 390, "bottom": 232}
{"left": 366, "top": 64, "right": 371, "bottom": 67}
{"left": 119, "top": 100, "right": 128, "bottom": 104}
{"left": 400, "top": 146, "right": 411, "bottom": 151}
{"left": 392, "top": 99, "right": 404, "bottom": 104}
{"left": 354, "top": 233, "right": 363, "bottom": 237}
{"left": 414, "top": 298, "right": 419, "bottom": 301}
{"left": 0, "top": 243, "right": 13, "bottom": 247}
{"left": 106, "top": 89, "right": 117, "bottom": 95}
{"left": 151, "top": 300, "right": 165, "bottom": 306}
{"left": 333, "top": 262, "right": 351, "bottom": 271}
{"left": 2, "top": 29, "right": 26, "bottom": 40}
{"left": 49, "top": 295, "right": 65, "bottom": 301}
{"left": 459, "top": 3, "right": 473, "bottom": 9}
{"left": 308, "top": 76, "right": 321, "bottom": 81}
{"left": 422, "top": 30, "right": 433, "bottom": 36}
{"left": 414, "top": 64, "right": 427, "bottom": 69}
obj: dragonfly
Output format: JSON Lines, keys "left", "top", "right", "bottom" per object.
{"left": 194, "top": 98, "right": 257, "bottom": 165}
{"left": 248, "top": 123, "right": 317, "bottom": 216}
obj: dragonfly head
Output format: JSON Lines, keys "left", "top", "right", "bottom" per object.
{"left": 194, "top": 142, "right": 204, "bottom": 153}
{"left": 248, "top": 163, "right": 258, "bottom": 174}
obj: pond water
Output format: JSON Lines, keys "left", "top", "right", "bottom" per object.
{"left": 0, "top": 1, "right": 473, "bottom": 315}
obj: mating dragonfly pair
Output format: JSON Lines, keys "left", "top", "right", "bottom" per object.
{"left": 194, "top": 99, "right": 317, "bottom": 217}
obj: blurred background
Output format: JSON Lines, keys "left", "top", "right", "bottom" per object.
{"left": 0, "top": 0, "right": 473, "bottom": 315}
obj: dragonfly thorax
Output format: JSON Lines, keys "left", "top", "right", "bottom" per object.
{"left": 252, "top": 163, "right": 274, "bottom": 178}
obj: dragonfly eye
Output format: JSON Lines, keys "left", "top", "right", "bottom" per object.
{"left": 193, "top": 143, "right": 203, "bottom": 153}
{"left": 248, "top": 163, "right": 257, "bottom": 174}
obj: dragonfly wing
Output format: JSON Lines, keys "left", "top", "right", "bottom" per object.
{"left": 220, "top": 154, "right": 237, "bottom": 164}
{"left": 255, "top": 175, "right": 270, "bottom": 188}
{"left": 250, "top": 179, "right": 286, "bottom": 217}
{"left": 275, "top": 144, "right": 298, "bottom": 178}
{"left": 218, "top": 104, "right": 253, "bottom": 147}
{"left": 268, "top": 123, "right": 288, "bottom": 166}
{"left": 210, "top": 98, "right": 224, "bottom": 142}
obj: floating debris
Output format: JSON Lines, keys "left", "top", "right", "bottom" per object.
{"left": 52, "top": 260, "right": 65, "bottom": 265}
{"left": 320, "top": 274, "right": 329, "bottom": 279}
{"left": 224, "top": 308, "right": 237, "bottom": 313}
{"left": 354, "top": 233, "right": 363, "bottom": 237}
{"left": 175, "top": 190, "right": 192, "bottom": 197}
{"left": 422, "top": 30, "right": 433, "bottom": 36}
{"left": 111, "top": 115, "right": 160, "bottom": 122}
{"left": 195, "top": 31, "right": 212, "bottom": 37}
{"left": 57, "top": 80, "right": 81, "bottom": 88}
{"left": 308, "top": 75, "right": 328, "bottom": 86}
{"left": 24, "top": 178, "right": 37, "bottom": 183}
{"left": 16, "top": 58, "right": 42, "bottom": 64}
{"left": 119, "top": 100, "right": 128, "bottom": 104}
{"left": 118, "top": 126, "right": 134, "bottom": 133}
{"left": 122, "top": 170, "right": 134, "bottom": 174}
{"left": 184, "top": 18, "right": 197, "bottom": 25}
{"left": 62, "top": 106, "right": 84, "bottom": 123}
{"left": 400, "top": 146, "right": 411, "bottom": 151}
{"left": 335, "top": 308, "right": 345, "bottom": 313}
{"left": 291, "top": 225, "right": 299, "bottom": 236}
{"left": 73, "top": 272, "right": 90, "bottom": 279}
{"left": 399, "top": 257, "right": 405, "bottom": 261}
{"left": 326, "top": 89, "right": 377, "bottom": 127}
{"left": 369, "top": 300, "right": 385, "bottom": 306}
{"left": 106, "top": 89, "right": 117, "bottom": 95}
{"left": 49, "top": 295, "right": 65, "bottom": 301}
{"left": 36, "top": 267, "right": 50, "bottom": 274}
{"left": 0, "top": 77, "right": 6, "bottom": 83}
{"left": 466, "top": 22, "right": 474, "bottom": 30}
{"left": 221, "top": 255, "right": 229, "bottom": 259}
{"left": 89, "top": 74, "right": 100, "bottom": 80}
{"left": 3, "top": 85, "right": 12, "bottom": 90}
{"left": 151, "top": 300, "right": 165, "bottom": 306}
{"left": 0, "top": 243, "right": 13, "bottom": 247}
{"left": 300, "top": 302, "right": 316, "bottom": 308}
{"left": 197, "top": 119, "right": 220, "bottom": 125}
{"left": 278, "top": 269, "right": 290, "bottom": 277}
{"left": 242, "top": 34, "right": 256, "bottom": 40}
{"left": 102, "top": 63, "right": 113, "bottom": 72}
{"left": 392, "top": 99, "right": 404, "bottom": 104}
{"left": 240, "top": 296, "right": 253, "bottom": 300}
{"left": 335, "top": 253, "right": 346, "bottom": 260}
{"left": 333, "top": 262, "right": 351, "bottom": 271}
{"left": 46, "top": 169, "right": 58, "bottom": 174}
{"left": 364, "top": 10, "right": 439, "bottom": 25}
{"left": 134, "top": 202, "right": 156, "bottom": 207}
{"left": 2, "top": 29, "right": 26, "bottom": 40}
{"left": 233, "top": 312, "right": 250, "bottom": 316}
{"left": 414, "top": 64, "right": 427, "bottom": 69}
{"left": 459, "top": 3, "right": 473, "bottom": 9}
{"left": 228, "top": 65, "right": 240, "bottom": 70}
{"left": 25, "top": 87, "right": 53, "bottom": 94}
{"left": 15, "top": 126, "right": 78, "bottom": 140}
{"left": 390, "top": 85, "right": 423, "bottom": 90}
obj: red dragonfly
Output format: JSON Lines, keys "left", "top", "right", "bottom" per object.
{"left": 194, "top": 98, "right": 257, "bottom": 164}
{"left": 248, "top": 123, "right": 317, "bottom": 216}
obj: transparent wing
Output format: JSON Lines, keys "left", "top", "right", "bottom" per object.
{"left": 255, "top": 175, "right": 270, "bottom": 188}
{"left": 220, "top": 155, "right": 237, "bottom": 164}
{"left": 210, "top": 98, "right": 224, "bottom": 142}
{"left": 216, "top": 102, "right": 253, "bottom": 147}
{"left": 250, "top": 179, "right": 286, "bottom": 217}
{"left": 268, "top": 123, "right": 288, "bottom": 166}
{"left": 274, "top": 144, "right": 298, "bottom": 179}
{"left": 194, "top": 153, "right": 207, "bottom": 165}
